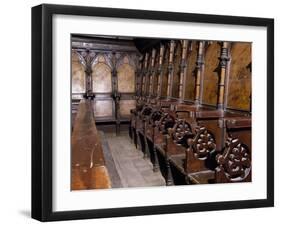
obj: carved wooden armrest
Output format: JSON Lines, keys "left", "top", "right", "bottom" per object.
{"left": 149, "top": 110, "right": 164, "bottom": 126}
{"left": 170, "top": 119, "right": 193, "bottom": 147}
{"left": 194, "top": 110, "right": 224, "bottom": 119}
{"left": 188, "top": 127, "right": 216, "bottom": 160}
{"left": 225, "top": 117, "right": 251, "bottom": 129}
{"left": 158, "top": 112, "right": 176, "bottom": 134}
{"left": 216, "top": 137, "right": 251, "bottom": 183}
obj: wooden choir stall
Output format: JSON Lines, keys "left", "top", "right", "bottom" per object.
{"left": 71, "top": 35, "right": 252, "bottom": 190}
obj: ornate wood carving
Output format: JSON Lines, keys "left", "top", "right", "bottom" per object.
{"left": 130, "top": 37, "right": 252, "bottom": 186}
{"left": 189, "top": 127, "right": 216, "bottom": 160}
{"left": 158, "top": 113, "right": 176, "bottom": 134}
{"left": 81, "top": 49, "right": 96, "bottom": 96}
{"left": 149, "top": 109, "right": 164, "bottom": 125}
{"left": 171, "top": 119, "right": 192, "bottom": 147}
{"left": 72, "top": 38, "right": 139, "bottom": 131}
{"left": 216, "top": 137, "right": 251, "bottom": 182}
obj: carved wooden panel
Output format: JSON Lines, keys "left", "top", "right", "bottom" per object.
{"left": 202, "top": 42, "right": 220, "bottom": 105}
{"left": 161, "top": 46, "right": 169, "bottom": 97}
{"left": 92, "top": 56, "right": 112, "bottom": 93}
{"left": 119, "top": 100, "right": 136, "bottom": 116}
{"left": 227, "top": 42, "right": 252, "bottom": 110}
{"left": 172, "top": 41, "right": 182, "bottom": 98}
{"left": 93, "top": 99, "right": 113, "bottom": 118}
{"left": 117, "top": 59, "right": 135, "bottom": 93}
{"left": 184, "top": 41, "right": 197, "bottom": 101}
{"left": 72, "top": 51, "right": 86, "bottom": 93}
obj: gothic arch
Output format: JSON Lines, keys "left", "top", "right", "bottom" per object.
{"left": 91, "top": 54, "right": 112, "bottom": 93}
{"left": 116, "top": 54, "right": 136, "bottom": 93}
{"left": 71, "top": 50, "right": 86, "bottom": 93}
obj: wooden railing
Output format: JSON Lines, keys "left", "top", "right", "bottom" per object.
{"left": 71, "top": 99, "right": 111, "bottom": 190}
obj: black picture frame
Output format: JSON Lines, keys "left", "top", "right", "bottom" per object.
{"left": 31, "top": 3, "right": 274, "bottom": 222}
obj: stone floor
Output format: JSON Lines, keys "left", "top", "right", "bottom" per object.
{"left": 100, "top": 130, "right": 166, "bottom": 188}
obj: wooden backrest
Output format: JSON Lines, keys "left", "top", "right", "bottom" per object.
{"left": 226, "top": 42, "right": 252, "bottom": 111}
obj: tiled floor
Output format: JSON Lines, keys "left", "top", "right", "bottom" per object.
{"left": 102, "top": 130, "right": 165, "bottom": 188}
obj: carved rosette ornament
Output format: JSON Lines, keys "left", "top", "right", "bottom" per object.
{"left": 216, "top": 137, "right": 251, "bottom": 182}
{"left": 135, "top": 98, "right": 145, "bottom": 112}
{"left": 172, "top": 119, "right": 193, "bottom": 147}
{"left": 158, "top": 113, "right": 176, "bottom": 134}
{"left": 189, "top": 127, "right": 216, "bottom": 160}
{"left": 140, "top": 106, "right": 152, "bottom": 120}
{"left": 149, "top": 110, "right": 164, "bottom": 126}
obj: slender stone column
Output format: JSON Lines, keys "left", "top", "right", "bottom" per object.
{"left": 149, "top": 49, "right": 156, "bottom": 97}
{"left": 142, "top": 53, "right": 149, "bottom": 97}
{"left": 217, "top": 41, "right": 230, "bottom": 110}
{"left": 194, "top": 41, "right": 205, "bottom": 106}
{"left": 157, "top": 44, "right": 165, "bottom": 99}
{"left": 85, "top": 65, "right": 92, "bottom": 98}
{"left": 136, "top": 58, "right": 143, "bottom": 97}
{"left": 179, "top": 40, "right": 188, "bottom": 102}
{"left": 167, "top": 40, "right": 175, "bottom": 99}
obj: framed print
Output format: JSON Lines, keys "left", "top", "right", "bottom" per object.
{"left": 31, "top": 4, "right": 274, "bottom": 221}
